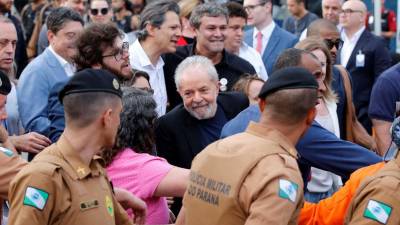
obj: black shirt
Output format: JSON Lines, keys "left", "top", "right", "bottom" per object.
{"left": 197, "top": 105, "right": 227, "bottom": 150}
{"left": 162, "top": 40, "right": 256, "bottom": 110}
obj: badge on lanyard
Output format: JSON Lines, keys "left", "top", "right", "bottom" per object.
{"left": 356, "top": 50, "right": 365, "bottom": 67}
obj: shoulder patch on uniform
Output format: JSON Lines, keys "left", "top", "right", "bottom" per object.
{"left": 278, "top": 179, "right": 298, "bottom": 203}
{"left": 0, "top": 147, "right": 14, "bottom": 157}
{"left": 363, "top": 199, "right": 392, "bottom": 224}
{"left": 23, "top": 186, "right": 49, "bottom": 210}
{"left": 105, "top": 195, "right": 114, "bottom": 217}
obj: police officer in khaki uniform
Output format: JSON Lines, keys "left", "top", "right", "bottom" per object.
{"left": 177, "top": 67, "right": 319, "bottom": 225}
{"left": 345, "top": 117, "right": 400, "bottom": 225}
{"left": 8, "top": 69, "right": 140, "bottom": 225}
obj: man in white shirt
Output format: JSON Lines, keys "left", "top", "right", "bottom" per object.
{"left": 243, "top": 0, "right": 297, "bottom": 75}
{"left": 18, "top": 7, "right": 84, "bottom": 137}
{"left": 128, "top": 0, "right": 181, "bottom": 117}
{"left": 337, "top": 0, "right": 391, "bottom": 133}
{"left": 224, "top": 2, "right": 268, "bottom": 80}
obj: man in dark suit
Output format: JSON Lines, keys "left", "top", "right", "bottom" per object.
{"left": 156, "top": 55, "right": 249, "bottom": 170}
{"left": 243, "top": 0, "right": 297, "bottom": 75}
{"left": 337, "top": 0, "right": 391, "bottom": 133}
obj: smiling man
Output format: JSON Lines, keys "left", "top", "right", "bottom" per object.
{"left": 163, "top": 2, "right": 256, "bottom": 109}
{"left": 129, "top": 0, "right": 181, "bottom": 117}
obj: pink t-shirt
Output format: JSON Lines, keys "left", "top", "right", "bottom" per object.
{"left": 106, "top": 148, "right": 173, "bottom": 224}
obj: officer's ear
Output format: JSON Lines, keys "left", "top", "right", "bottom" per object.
{"left": 305, "top": 107, "right": 316, "bottom": 126}
{"left": 258, "top": 98, "right": 266, "bottom": 112}
{"left": 101, "top": 108, "right": 113, "bottom": 127}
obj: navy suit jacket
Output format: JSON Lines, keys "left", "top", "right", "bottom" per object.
{"left": 244, "top": 25, "right": 298, "bottom": 75}
{"left": 337, "top": 30, "right": 391, "bottom": 132}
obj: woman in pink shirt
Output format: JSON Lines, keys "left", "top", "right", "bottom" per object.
{"left": 102, "top": 87, "right": 189, "bottom": 224}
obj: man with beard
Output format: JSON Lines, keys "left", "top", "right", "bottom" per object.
{"left": 156, "top": 55, "right": 249, "bottom": 214}
{"left": 0, "top": 0, "right": 28, "bottom": 77}
{"left": 47, "top": 22, "right": 133, "bottom": 142}
{"left": 8, "top": 68, "right": 142, "bottom": 225}
{"left": 163, "top": 2, "right": 256, "bottom": 109}
{"left": 129, "top": 0, "right": 181, "bottom": 117}
{"left": 17, "top": 7, "right": 84, "bottom": 141}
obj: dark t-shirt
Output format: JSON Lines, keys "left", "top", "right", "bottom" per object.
{"left": 283, "top": 12, "right": 319, "bottom": 37}
{"left": 369, "top": 63, "right": 400, "bottom": 122}
{"left": 198, "top": 105, "right": 227, "bottom": 150}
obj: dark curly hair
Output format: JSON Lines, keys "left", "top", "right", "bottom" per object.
{"left": 102, "top": 87, "right": 158, "bottom": 166}
{"left": 74, "top": 22, "right": 123, "bottom": 70}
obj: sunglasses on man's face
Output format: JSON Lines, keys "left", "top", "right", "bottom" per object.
{"left": 90, "top": 7, "right": 109, "bottom": 16}
{"left": 324, "top": 39, "right": 343, "bottom": 50}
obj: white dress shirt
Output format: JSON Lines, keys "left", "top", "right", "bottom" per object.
{"left": 129, "top": 39, "right": 167, "bottom": 117}
{"left": 48, "top": 45, "right": 76, "bottom": 77}
{"left": 238, "top": 42, "right": 268, "bottom": 80}
{"left": 340, "top": 26, "right": 365, "bottom": 68}
{"left": 252, "top": 21, "right": 276, "bottom": 56}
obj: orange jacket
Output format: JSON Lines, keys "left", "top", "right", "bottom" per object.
{"left": 299, "top": 162, "right": 385, "bottom": 225}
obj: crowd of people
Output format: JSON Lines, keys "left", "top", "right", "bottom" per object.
{"left": 1, "top": 0, "right": 400, "bottom": 224}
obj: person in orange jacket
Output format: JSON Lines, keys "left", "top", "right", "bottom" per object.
{"left": 299, "top": 117, "right": 400, "bottom": 225}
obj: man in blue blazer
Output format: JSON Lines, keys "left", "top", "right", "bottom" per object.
{"left": 17, "top": 8, "right": 84, "bottom": 137}
{"left": 243, "top": 0, "right": 297, "bottom": 75}
{"left": 337, "top": 0, "right": 391, "bottom": 133}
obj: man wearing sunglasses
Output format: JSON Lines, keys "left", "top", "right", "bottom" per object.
{"left": 89, "top": 0, "right": 113, "bottom": 24}
{"left": 338, "top": 0, "right": 391, "bottom": 135}
{"left": 47, "top": 22, "right": 133, "bottom": 143}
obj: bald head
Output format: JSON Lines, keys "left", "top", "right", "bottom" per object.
{"left": 340, "top": 0, "right": 367, "bottom": 30}
{"left": 307, "top": 19, "right": 338, "bottom": 37}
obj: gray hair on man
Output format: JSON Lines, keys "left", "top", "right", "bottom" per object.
{"left": 189, "top": 2, "right": 229, "bottom": 29}
{"left": 174, "top": 55, "right": 219, "bottom": 89}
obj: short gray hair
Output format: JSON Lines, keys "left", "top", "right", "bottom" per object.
{"left": 189, "top": 2, "right": 228, "bottom": 29}
{"left": 137, "top": 0, "right": 180, "bottom": 41}
{"left": 174, "top": 56, "right": 219, "bottom": 89}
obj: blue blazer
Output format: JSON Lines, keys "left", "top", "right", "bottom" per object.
{"left": 17, "top": 48, "right": 69, "bottom": 136}
{"left": 244, "top": 25, "right": 298, "bottom": 75}
{"left": 336, "top": 30, "right": 391, "bottom": 132}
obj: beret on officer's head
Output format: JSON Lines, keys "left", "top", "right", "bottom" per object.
{"left": 258, "top": 67, "right": 318, "bottom": 99}
{"left": 59, "top": 68, "right": 122, "bottom": 103}
{"left": 0, "top": 70, "right": 11, "bottom": 95}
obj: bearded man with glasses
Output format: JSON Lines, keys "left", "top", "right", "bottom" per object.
{"left": 337, "top": 0, "right": 391, "bottom": 135}
{"left": 47, "top": 22, "right": 133, "bottom": 143}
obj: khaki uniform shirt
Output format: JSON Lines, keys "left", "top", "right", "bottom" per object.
{"left": 7, "top": 135, "right": 133, "bottom": 225}
{"left": 183, "top": 122, "right": 304, "bottom": 225}
{"left": 345, "top": 153, "right": 400, "bottom": 225}
{"left": 0, "top": 147, "right": 27, "bottom": 224}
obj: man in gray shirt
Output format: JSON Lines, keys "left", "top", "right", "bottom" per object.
{"left": 283, "top": 0, "right": 319, "bottom": 37}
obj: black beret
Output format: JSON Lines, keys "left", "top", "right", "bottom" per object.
{"left": 59, "top": 68, "right": 122, "bottom": 103}
{"left": 258, "top": 67, "right": 318, "bottom": 99}
{"left": 0, "top": 70, "right": 11, "bottom": 95}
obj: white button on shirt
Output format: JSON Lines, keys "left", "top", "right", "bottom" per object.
{"left": 48, "top": 46, "right": 76, "bottom": 77}
{"left": 129, "top": 39, "right": 168, "bottom": 117}
{"left": 340, "top": 26, "right": 365, "bottom": 68}
{"left": 253, "top": 22, "right": 275, "bottom": 56}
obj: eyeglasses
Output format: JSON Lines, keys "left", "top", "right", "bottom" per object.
{"left": 324, "top": 39, "right": 343, "bottom": 50}
{"left": 90, "top": 7, "right": 109, "bottom": 16}
{"left": 244, "top": 2, "right": 266, "bottom": 12}
{"left": 339, "top": 8, "right": 363, "bottom": 15}
{"left": 102, "top": 42, "right": 129, "bottom": 61}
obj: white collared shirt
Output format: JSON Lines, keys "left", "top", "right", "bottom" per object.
{"left": 252, "top": 21, "right": 275, "bottom": 56}
{"left": 48, "top": 45, "right": 76, "bottom": 77}
{"left": 238, "top": 42, "right": 268, "bottom": 80}
{"left": 129, "top": 39, "right": 167, "bottom": 117}
{"left": 340, "top": 26, "right": 365, "bottom": 67}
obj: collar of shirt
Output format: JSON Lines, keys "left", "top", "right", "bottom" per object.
{"left": 341, "top": 26, "right": 365, "bottom": 44}
{"left": 48, "top": 45, "right": 76, "bottom": 77}
{"left": 56, "top": 134, "right": 102, "bottom": 180}
{"left": 253, "top": 21, "right": 275, "bottom": 42}
{"left": 130, "top": 39, "right": 164, "bottom": 69}
{"left": 245, "top": 121, "right": 298, "bottom": 158}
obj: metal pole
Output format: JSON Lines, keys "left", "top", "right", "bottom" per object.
{"left": 374, "top": 0, "right": 382, "bottom": 36}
